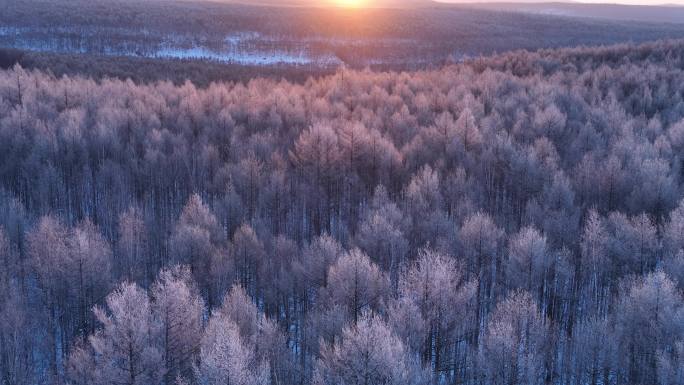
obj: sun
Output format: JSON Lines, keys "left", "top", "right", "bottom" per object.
{"left": 331, "top": 0, "right": 366, "bottom": 8}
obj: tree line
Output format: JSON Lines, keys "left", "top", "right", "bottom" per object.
{"left": 1, "top": 39, "right": 684, "bottom": 385}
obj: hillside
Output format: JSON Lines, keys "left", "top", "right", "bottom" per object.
{"left": 1, "top": 38, "right": 684, "bottom": 385}
{"left": 469, "top": 2, "right": 684, "bottom": 24}
{"left": 3, "top": 0, "right": 684, "bottom": 85}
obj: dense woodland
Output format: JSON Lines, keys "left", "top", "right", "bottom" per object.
{"left": 1, "top": 38, "right": 684, "bottom": 385}
{"left": 5, "top": 0, "right": 684, "bottom": 86}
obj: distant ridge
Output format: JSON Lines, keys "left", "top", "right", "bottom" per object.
{"left": 204, "top": 0, "right": 435, "bottom": 8}
{"left": 459, "top": 2, "right": 684, "bottom": 24}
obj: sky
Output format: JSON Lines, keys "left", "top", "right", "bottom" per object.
{"left": 435, "top": 0, "right": 684, "bottom": 5}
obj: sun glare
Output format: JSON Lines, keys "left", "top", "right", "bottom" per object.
{"left": 331, "top": 0, "right": 366, "bottom": 8}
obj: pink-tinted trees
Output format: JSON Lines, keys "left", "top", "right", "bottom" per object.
{"left": 290, "top": 123, "right": 341, "bottom": 235}
{"left": 398, "top": 249, "right": 477, "bottom": 378}
{"left": 505, "top": 226, "right": 549, "bottom": 296}
{"left": 69, "top": 219, "right": 112, "bottom": 334}
{"left": 117, "top": 206, "right": 148, "bottom": 283}
{"left": 4, "top": 37, "right": 684, "bottom": 385}
{"left": 481, "top": 291, "right": 550, "bottom": 385}
{"left": 458, "top": 211, "right": 504, "bottom": 341}
{"left": 355, "top": 186, "right": 408, "bottom": 278}
{"left": 151, "top": 265, "right": 205, "bottom": 383}
{"left": 568, "top": 317, "right": 617, "bottom": 385}
{"left": 314, "top": 312, "right": 427, "bottom": 385}
{"left": 614, "top": 271, "right": 684, "bottom": 385}
{"left": 27, "top": 215, "right": 113, "bottom": 378}
{"left": 232, "top": 223, "right": 265, "bottom": 298}
{"left": 198, "top": 312, "right": 269, "bottom": 385}
{"left": 72, "top": 282, "right": 164, "bottom": 385}
{"left": 293, "top": 234, "right": 344, "bottom": 291}
{"left": 170, "top": 194, "right": 225, "bottom": 306}
{"left": 579, "top": 209, "right": 609, "bottom": 315}
{"left": 200, "top": 284, "right": 287, "bottom": 385}
{"left": 323, "top": 248, "right": 390, "bottom": 325}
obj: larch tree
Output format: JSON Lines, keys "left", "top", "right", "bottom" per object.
{"left": 314, "top": 312, "right": 428, "bottom": 385}
{"left": 505, "top": 226, "right": 548, "bottom": 298}
{"left": 579, "top": 209, "right": 609, "bottom": 316}
{"left": 170, "top": 193, "right": 223, "bottom": 306}
{"left": 198, "top": 286, "right": 270, "bottom": 385}
{"left": 355, "top": 185, "right": 408, "bottom": 279}
{"left": 323, "top": 248, "right": 390, "bottom": 326}
{"left": 458, "top": 211, "right": 504, "bottom": 340}
{"left": 25, "top": 215, "right": 71, "bottom": 379}
{"left": 397, "top": 248, "right": 477, "bottom": 377}
{"left": 151, "top": 265, "right": 205, "bottom": 384}
{"left": 79, "top": 282, "right": 164, "bottom": 385}
{"left": 569, "top": 317, "right": 617, "bottom": 385}
{"left": 481, "top": 290, "right": 550, "bottom": 385}
{"left": 613, "top": 271, "right": 684, "bottom": 385}
{"left": 197, "top": 312, "right": 269, "bottom": 385}
{"left": 293, "top": 234, "right": 344, "bottom": 291}
{"left": 289, "top": 123, "right": 341, "bottom": 235}
{"left": 232, "top": 223, "right": 266, "bottom": 298}
{"left": 117, "top": 206, "right": 148, "bottom": 283}
{"left": 69, "top": 219, "right": 113, "bottom": 336}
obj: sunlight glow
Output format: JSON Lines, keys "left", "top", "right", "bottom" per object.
{"left": 330, "top": 0, "right": 366, "bottom": 8}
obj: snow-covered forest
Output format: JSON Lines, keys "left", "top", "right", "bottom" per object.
{"left": 5, "top": 0, "right": 684, "bottom": 85}
{"left": 1, "top": 38, "right": 684, "bottom": 385}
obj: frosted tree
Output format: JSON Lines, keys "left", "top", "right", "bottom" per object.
{"left": 26, "top": 215, "right": 70, "bottom": 298}
{"left": 532, "top": 104, "right": 566, "bottom": 142}
{"left": 196, "top": 287, "right": 270, "bottom": 385}
{"left": 79, "top": 282, "right": 164, "bottom": 385}
{"left": 208, "top": 284, "right": 291, "bottom": 385}
{"left": 505, "top": 226, "right": 548, "bottom": 296}
{"left": 355, "top": 185, "right": 408, "bottom": 277}
{"left": 289, "top": 123, "right": 341, "bottom": 235}
{"left": 387, "top": 296, "right": 426, "bottom": 355}
{"left": 260, "top": 235, "right": 298, "bottom": 317}
{"left": 404, "top": 165, "right": 450, "bottom": 248}
{"left": 663, "top": 198, "right": 684, "bottom": 258}
{"left": 197, "top": 312, "right": 269, "bottom": 385}
{"left": 232, "top": 223, "right": 265, "bottom": 298}
{"left": 398, "top": 248, "right": 477, "bottom": 376}
{"left": 536, "top": 171, "right": 579, "bottom": 249}
{"left": 232, "top": 152, "right": 264, "bottom": 220}
{"left": 117, "top": 206, "right": 148, "bottom": 283}
{"left": 614, "top": 271, "right": 684, "bottom": 385}
{"left": 579, "top": 209, "right": 609, "bottom": 315}
{"left": 569, "top": 317, "right": 617, "bottom": 385}
{"left": 605, "top": 212, "right": 658, "bottom": 276}
{"left": 429, "top": 111, "right": 458, "bottom": 162}
{"left": 459, "top": 211, "right": 504, "bottom": 280}
{"left": 293, "top": 234, "right": 344, "bottom": 289}
{"left": 458, "top": 211, "right": 504, "bottom": 338}
{"left": 323, "top": 248, "right": 390, "bottom": 325}
{"left": 0, "top": 278, "right": 33, "bottom": 385}
{"left": 481, "top": 290, "right": 550, "bottom": 385}
{"left": 663, "top": 250, "right": 684, "bottom": 291}
{"left": 151, "top": 265, "right": 205, "bottom": 384}
{"left": 26, "top": 215, "right": 71, "bottom": 379}
{"left": 455, "top": 108, "right": 482, "bottom": 152}
{"left": 337, "top": 121, "right": 370, "bottom": 177}
{"left": 170, "top": 194, "right": 223, "bottom": 305}
{"left": 69, "top": 219, "right": 112, "bottom": 335}
{"left": 314, "top": 312, "right": 427, "bottom": 385}
{"left": 215, "top": 284, "right": 259, "bottom": 341}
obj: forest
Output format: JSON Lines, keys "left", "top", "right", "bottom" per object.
{"left": 4, "top": 0, "right": 684, "bottom": 86}
{"left": 1, "top": 37, "right": 684, "bottom": 385}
